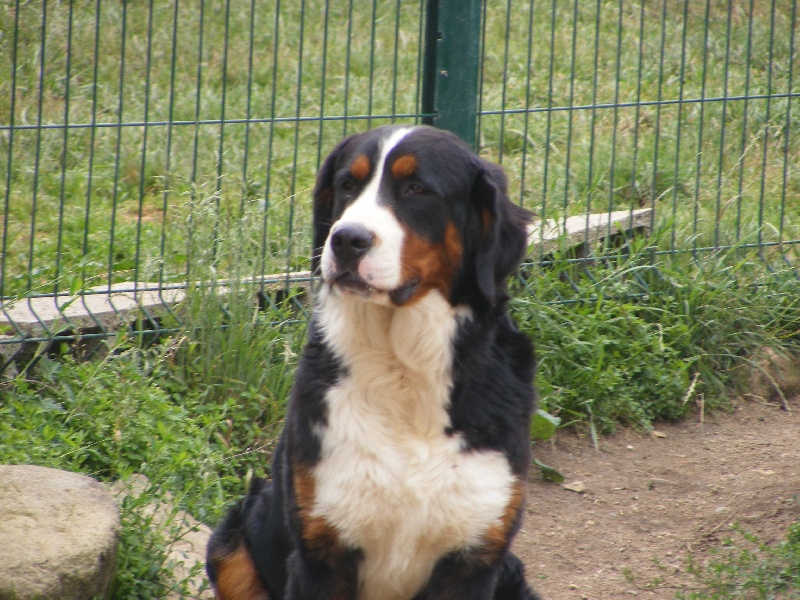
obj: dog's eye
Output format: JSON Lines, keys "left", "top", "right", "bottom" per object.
{"left": 406, "top": 183, "right": 426, "bottom": 196}
{"left": 338, "top": 179, "right": 356, "bottom": 193}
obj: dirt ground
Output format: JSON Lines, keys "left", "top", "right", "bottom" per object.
{"left": 514, "top": 396, "right": 800, "bottom": 599}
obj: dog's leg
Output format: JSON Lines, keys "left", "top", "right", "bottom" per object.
{"left": 413, "top": 551, "right": 540, "bottom": 600}
{"left": 207, "top": 481, "right": 273, "bottom": 600}
{"left": 492, "top": 553, "right": 542, "bottom": 600}
{"left": 209, "top": 543, "right": 271, "bottom": 600}
{"left": 283, "top": 547, "right": 360, "bottom": 600}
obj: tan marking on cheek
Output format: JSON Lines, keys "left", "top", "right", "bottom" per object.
{"left": 391, "top": 153, "right": 418, "bottom": 179}
{"left": 400, "top": 221, "right": 463, "bottom": 304}
{"left": 349, "top": 154, "right": 371, "bottom": 181}
{"left": 211, "top": 545, "right": 271, "bottom": 600}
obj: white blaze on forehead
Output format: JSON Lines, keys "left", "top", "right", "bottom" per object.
{"left": 348, "top": 127, "right": 415, "bottom": 212}
{"left": 322, "top": 127, "right": 416, "bottom": 292}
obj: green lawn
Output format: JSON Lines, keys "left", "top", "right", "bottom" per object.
{"left": 1, "top": 1, "right": 799, "bottom": 597}
{"left": 2, "top": 0, "right": 798, "bottom": 298}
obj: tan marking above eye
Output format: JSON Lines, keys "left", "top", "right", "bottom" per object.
{"left": 391, "top": 154, "right": 418, "bottom": 179}
{"left": 350, "top": 154, "right": 371, "bottom": 181}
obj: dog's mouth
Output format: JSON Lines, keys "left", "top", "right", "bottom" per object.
{"left": 329, "top": 272, "right": 420, "bottom": 306}
{"left": 330, "top": 272, "right": 376, "bottom": 296}
{"left": 387, "top": 279, "right": 420, "bottom": 305}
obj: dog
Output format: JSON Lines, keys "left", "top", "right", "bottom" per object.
{"left": 207, "top": 125, "right": 540, "bottom": 600}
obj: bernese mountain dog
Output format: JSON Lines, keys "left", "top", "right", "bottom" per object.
{"left": 207, "top": 125, "right": 540, "bottom": 600}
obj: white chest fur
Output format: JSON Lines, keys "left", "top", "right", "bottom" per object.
{"left": 313, "top": 290, "right": 515, "bottom": 600}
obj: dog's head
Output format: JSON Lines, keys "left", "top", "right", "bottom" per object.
{"left": 313, "top": 125, "right": 531, "bottom": 309}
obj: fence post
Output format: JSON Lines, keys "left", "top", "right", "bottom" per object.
{"left": 421, "top": 0, "right": 483, "bottom": 148}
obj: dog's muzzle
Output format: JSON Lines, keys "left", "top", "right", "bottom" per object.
{"left": 330, "top": 223, "right": 375, "bottom": 272}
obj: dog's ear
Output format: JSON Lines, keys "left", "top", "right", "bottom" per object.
{"left": 471, "top": 161, "right": 532, "bottom": 305}
{"left": 312, "top": 135, "right": 355, "bottom": 273}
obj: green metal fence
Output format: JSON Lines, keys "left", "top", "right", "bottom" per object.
{"left": 2, "top": 0, "right": 798, "bottom": 367}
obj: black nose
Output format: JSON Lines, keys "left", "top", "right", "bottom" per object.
{"left": 330, "top": 223, "right": 375, "bottom": 269}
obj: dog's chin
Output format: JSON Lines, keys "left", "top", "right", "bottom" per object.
{"left": 326, "top": 273, "right": 420, "bottom": 307}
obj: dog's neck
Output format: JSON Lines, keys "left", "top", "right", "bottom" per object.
{"left": 317, "top": 286, "right": 470, "bottom": 379}
{"left": 316, "top": 286, "right": 470, "bottom": 440}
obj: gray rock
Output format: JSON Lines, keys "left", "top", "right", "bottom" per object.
{"left": 0, "top": 465, "right": 120, "bottom": 600}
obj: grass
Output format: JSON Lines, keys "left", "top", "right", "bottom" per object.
{"left": 0, "top": 0, "right": 427, "bottom": 297}
{"left": 677, "top": 521, "right": 800, "bottom": 599}
{"left": 1, "top": 0, "right": 798, "bottom": 298}
{"left": 514, "top": 228, "right": 800, "bottom": 434}
{"left": 0, "top": 287, "right": 302, "bottom": 597}
{"left": 1, "top": 0, "right": 800, "bottom": 596}
{"left": 481, "top": 1, "right": 800, "bottom": 249}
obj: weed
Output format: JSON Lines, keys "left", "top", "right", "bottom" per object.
{"left": 0, "top": 321, "right": 297, "bottom": 595}
{"left": 514, "top": 237, "right": 800, "bottom": 434}
{"left": 678, "top": 521, "right": 800, "bottom": 599}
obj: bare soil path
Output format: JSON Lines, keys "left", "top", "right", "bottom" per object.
{"left": 515, "top": 398, "right": 800, "bottom": 599}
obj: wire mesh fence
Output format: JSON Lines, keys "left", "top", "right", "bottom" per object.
{"left": 1, "top": 0, "right": 798, "bottom": 362}
{"left": 478, "top": 0, "right": 799, "bottom": 264}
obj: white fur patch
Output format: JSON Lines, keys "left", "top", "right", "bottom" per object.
{"left": 320, "top": 127, "right": 415, "bottom": 294}
{"left": 314, "top": 291, "right": 514, "bottom": 600}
